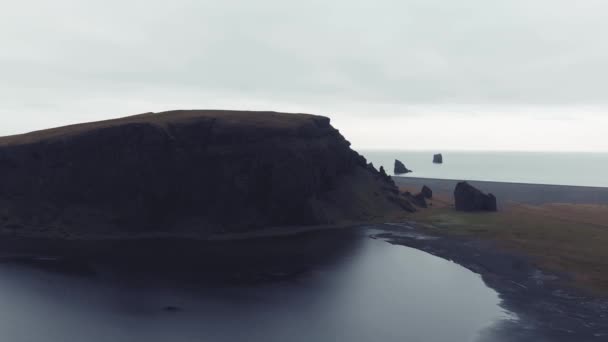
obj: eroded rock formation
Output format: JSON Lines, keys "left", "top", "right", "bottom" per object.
{"left": 454, "top": 182, "right": 497, "bottom": 212}
{"left": 394, "top": 159, "right": 411, "bottom": 174}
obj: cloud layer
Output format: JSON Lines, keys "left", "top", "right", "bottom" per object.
{"left": 1, "top": 0, "right": 607, "bottom": 150}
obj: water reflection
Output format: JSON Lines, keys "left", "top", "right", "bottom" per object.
{"left": 0, "top": 228, "right": 512, "bottom": 342}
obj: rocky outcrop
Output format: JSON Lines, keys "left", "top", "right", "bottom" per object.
{"left": 394, "top": 159, "right": 411, "bottom": 174}
{"left": 421, "top": 185, "right": 433, "bottom": 199}
{"left": 379, "top": 166, "right": 392, "bottom": 182}
{"left": 402, "top": 191, "right": 427, "bottom": 208}
{"left": 412, "top": 193, "right": 428, "bottom": 208}
{"left": 433, "top": 154, "right": 443, "bottom": 164}
{"left": 0, "top": 110, "right": 413, "bottom": 237}
{"left": 403, "top": 185, "right": 433, "bottom": 208}
{"left": 388, "top": 193, "right": 417, "bottom": 212}
{"left": 454, "top": 182, "right": 497, "bottom": 212}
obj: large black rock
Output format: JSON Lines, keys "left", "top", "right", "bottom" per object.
{"left": 454, "top": 182, "right": 497, "bottom": 212}
{"left": 433, "top": 154, "right": 443, "bottom": 164}
{"left": 421, "top": 185, "right": 433, "bottom": 199}
{"left": 402, "top": 185, "right": 432, "bottom": 208}
{"left": 394, "top": 159, "right": 411, "bottom": 174}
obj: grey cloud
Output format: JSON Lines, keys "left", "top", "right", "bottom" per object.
{"left": 1, "top": 0, "right": 608, "bottom": 125}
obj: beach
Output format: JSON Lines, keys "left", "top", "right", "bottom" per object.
{"left": 394, "top": 176, "right": 608, "bottom": 206}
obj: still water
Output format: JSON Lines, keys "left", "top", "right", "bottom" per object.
{"left": 361, "top": 150, "right": 608, "bottom": 187}
{"left": 0, "top": 228, "right": 512, "bottom": 342}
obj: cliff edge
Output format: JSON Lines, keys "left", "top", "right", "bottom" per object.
{"left": 0, "top": 110, "right": 409, "bottom": 238}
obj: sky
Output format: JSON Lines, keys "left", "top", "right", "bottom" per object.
{"left": 1, "top": 0, "right": 607, "bottom": 151}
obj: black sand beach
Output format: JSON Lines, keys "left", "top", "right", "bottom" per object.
{"left": 394, "top": 176, "right": 608, "bottom": 205}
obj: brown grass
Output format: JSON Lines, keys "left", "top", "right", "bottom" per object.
{"left": 0, "top": 110, "right": 322, "bottom": 147}
{"left": 410, "top": 196, "right": 608, "bottom": 295}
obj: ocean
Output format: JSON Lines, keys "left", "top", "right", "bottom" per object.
{"left": 359, "top": 150, "right": 608, "bottom": 188}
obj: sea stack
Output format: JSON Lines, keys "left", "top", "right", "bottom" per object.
{"left": 394, "top": 159, "right": 411, "bottom": 174}
{"left": 454, "top": 182, "right": 497, "bottom": 212}
{"left": 0, "top": 110, "right": 414, "bottom": 237}
{"left": 433, "top": 154, "right": 443, "bottom": 164}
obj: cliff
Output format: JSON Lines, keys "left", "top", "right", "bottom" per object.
{"left": 0, "top": 110, "right": 409, "bottom": 238}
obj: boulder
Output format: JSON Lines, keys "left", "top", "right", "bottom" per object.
{"left": 421, "top": 185, "right": 433, "bottom": 199}
{"left": 454, "top": 182, "right": 497, "bottom": 212}
{"left": 394, "top": 159, "right": 411, "bottom": 174}
{"left": 403, "top": 191, "right": 427, "bottom": 208}
{"left": 413, "top": 193, "right": 428, "bottom": 208}
{"left": 433, "top": 154, "right": 443, "bottom": 164}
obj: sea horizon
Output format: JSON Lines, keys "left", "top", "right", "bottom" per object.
{"left": 360, "top": 149, "right": 608, "bottom": 188}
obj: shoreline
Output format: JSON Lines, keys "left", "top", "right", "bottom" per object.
{"left": 372, "top": 222, "right": 608, "bottom": 341}
{"left": 1, "top": 221, "right": 606, "bottom": 341}
{"left": 394, "top": 176, "right": 608, "bottom": 206}
{"left": 397, "top": 175, "right": 608, "bottom": 190}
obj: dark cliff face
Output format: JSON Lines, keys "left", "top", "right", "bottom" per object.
{"left": 0, "top": 110, "right": 405, "bottom": 237}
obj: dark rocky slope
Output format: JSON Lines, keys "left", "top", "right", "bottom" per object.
{"left": 0, "top": 110, "right": 410, "bottom": 238}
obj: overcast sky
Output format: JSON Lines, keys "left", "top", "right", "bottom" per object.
{"left": 1, "top": 0, "right": 607, "bottom": 151}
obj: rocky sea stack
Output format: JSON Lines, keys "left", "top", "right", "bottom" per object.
{"left": 433, "top": 154, "right": 443, "bottom": 164}
{"left": 0, "top": 110, "right": 410, "bottom": 238}
{"left": 394, "top": 159, "right": 411, "bottom": 174}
